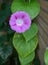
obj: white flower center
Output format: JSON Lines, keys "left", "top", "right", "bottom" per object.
{"left": 16, "top": 19, "right": 23, "bottom": 26}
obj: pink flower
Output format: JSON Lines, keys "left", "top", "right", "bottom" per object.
{"left": 9, "top": 11, "right": 31, "bottom": 33}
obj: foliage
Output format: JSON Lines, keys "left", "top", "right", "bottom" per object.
{"left": 0, "top": 2, "right": 14, "bottom": 65}
{"left": 13, "top": 23, "right": 38, "bottom": 58}
{"left": 23, "top": 23, "right": 38, "bottom": 42}
{"left": 19, "top": 52, "right": 35, "bottom": 65}
{"left": 0, "top": 3, "right": 11, "bottom": 27}
{"left": 0, "top": 0, "right": 40, "bottom": 65}
{"left": 44, "top": 48, "right": 48, "bottom": 65}
{"left": 12, "top": 0, "right": 40, "bottom": 63}
{"left": 11, "top": 0, "right": 40, "bottom": 19}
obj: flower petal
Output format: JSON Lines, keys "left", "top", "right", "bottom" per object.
{"left": 9, "top": 11, "right": 31, "bottom": 33}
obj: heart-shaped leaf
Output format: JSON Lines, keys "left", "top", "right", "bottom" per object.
{"left": 13, "top": 33, "right": 38, "bottom": 58}
{"left": 19, "top": 52, "right": 35, "bottom": 65}
{"left": 23, "top": 23, "right": 38, "bottom": 42}
{"left": 11, "top": 0, "right": 40, "bottom": 19}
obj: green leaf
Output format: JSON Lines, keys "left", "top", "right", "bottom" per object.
{"left": 0, "top": 45, "right": 12, "bottom": 60}
{"left": 24, "top": 62, "right": 32, "bottom": 65}
{"left": 11, "top": 0, "right": 40, "bottom": 19}
{"left": 0, "top": 35, "right": 7, "bottom": 46}
{"left": 5, "top": 23, "right": 14, "bottom": 35}
{"left": 23, "top": 23, "right": 38, "bottom": 42}
{"left": 19, "top": 52, "right": 35, "bottom": 65}
{"left": 44, "top": 48, "right": 48, "bottom": 65}
{"left": 13, "top": 33, "right": 38, "bottom": 58}
{"left": 0, "top": 56, "right": 6, "bottom": 64}
{"left": 7, "top": 28, "right": 14, "bottom": 35}
{"left": 0, "top": 3, "right": 11, "bottom": 27}
{"left": 0, "top": 35, "right": 13, "bottom": 60}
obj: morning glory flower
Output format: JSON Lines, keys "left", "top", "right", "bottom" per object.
{"left": 9, "top": 11, "right": 31, "bottom": 33}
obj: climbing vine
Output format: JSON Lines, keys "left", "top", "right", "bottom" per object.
{"left": 0, "top": 0, "right": 40, "bottom": 65}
